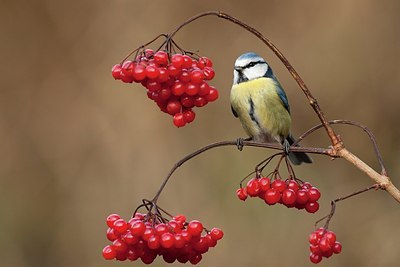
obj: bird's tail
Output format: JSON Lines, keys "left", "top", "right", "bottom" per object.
{"left": 286, "top": 135, "right": 313, "bottom": 165}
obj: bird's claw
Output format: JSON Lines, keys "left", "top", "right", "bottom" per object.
{"left": 283, "top": 139, "right": 291, "bottom": 155}
{"left": 236, "top": 138, "right": 244, "bottom": 151}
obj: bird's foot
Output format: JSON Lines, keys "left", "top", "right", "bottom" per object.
{"left": 236, "top": 138, "right": 244, "bottom": 151}
{"left": 236, "top": 137, "right": 252, "bottom": 151}
{"left": 283, "top": 139, "right": 291, "bottom": 155}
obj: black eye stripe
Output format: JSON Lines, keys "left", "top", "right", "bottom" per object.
{"left": 243, "top": 60, "right": 267, "bottom": 69}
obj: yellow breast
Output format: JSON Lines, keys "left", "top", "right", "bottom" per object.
{"left": 230, "top": 78, "right": 291, "bottom": 142}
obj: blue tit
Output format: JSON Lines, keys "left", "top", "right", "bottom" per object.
{"left": 230, "top": 52, "right": 312, "bottom": 165}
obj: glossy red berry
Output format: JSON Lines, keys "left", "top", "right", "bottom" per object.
{"left": 112, "top": 64, "right": 122, "bottom": 80}
{"left": 271, "top": 179, "right": 287, "bottom": 192}
{"left": 210, "top": 228, "right": 224, "bottom": 240}
{"left": 171, "top": 54, "right": 184, "bottom": 69}
{"left": 236, "top": 188, "right": 248, "bottom": 201}
{"left": 308, "top": 187, "right": 321, "bottom": 202}
{"left": 246, "top": 179, "right": 261, "bottom": 197}
{"left": 187, "top": 220, "right": 203, "bottom": 236}
{"left": 102, "top": 245, "right": 116, "bottom": 260}
{"left": 106, "top": 214, "right": 121, "bottom": 228}
{"left": 173, "top": 113, "right": 186, "bottom": 127}
{"left": 332, "top": 241, "right": 342, "bottom": 254}
{"left": 153, "top": 51, "right": 168, "bottom": 66}
{"left": 206, "top": 86, "right": 218, "bottom": 102}
{"left": 282, "top": 189, "right": 297, "bottom": 205}
{"left": 183, "top": 109, "right": 196, "bottom": 123}
{"left": 113, "top": 218, "right": 129, "bottom": 234}
{"left": 310, "top": 253, "right": 322, "bottom": 264}
{"left": 264, "top": 188, "right": 281, "bottom": 205}
{"left": 160, "top": 233, "right": 175, "bottom": 249}
{"left": 166, "top": 100, "right": 182, "bottom": 115}
{"left": 258, "top": 177, "right": 271, "bottom": 191}
{"left": 305, "top": 201, "right": 319, "bottom": 213}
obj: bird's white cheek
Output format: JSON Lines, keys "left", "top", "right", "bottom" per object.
{"left": 233, "top": 70, "right": 239, "bottom": 84}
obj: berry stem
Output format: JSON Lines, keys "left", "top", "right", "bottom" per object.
{"left": 294, "top": 119, "right": 387, "bottom": 176}
{"left": 315, "top": 184, "right": 380, "bottom": 229}
{"left": 150, "top": 140, "right": 333, "bottom": 204}
{"left": 120, "top": 33, "right": 168, "bottom": 64}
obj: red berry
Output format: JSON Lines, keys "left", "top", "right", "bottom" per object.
{"left": 189, "top": 253, "right": 202, "bottom": 265}
{"left": 133, "top": 64, "right": 146, "bottom": 81}
{"left": 236, "top": 187, "right": 248, "bottom": 201}
{"left": 309, "top": 252, "right": 322, "bottom": 264}
{"left": 171, "top": 81, "right": 186, "bottom": 96}
{"left": 113, "top": 218, "right": 129, "bottom": 234}
{"left": 282, "top": 189, "right": 297, "bottom": 205}
{"left": 309, "top": 244, "right": 321, "bottom": 254}
{"left": 155, "top": 223, "right": 169, "bottom": 236}
{"left": 246, "top": 179, "right": 261, "bottom": 197}
{"left": 106, "top": 214, "right": 121, "bottom": 228}
{"left": 157, "top": 67, "right": 169, "bottom": 82}
{"left": 287, "top": 180, "right": 299, "bottom": 191}
{"left": 180, "top": 95, "right": 195, "bottom": 108}
{"left": 171, "top": 54, "right": 184, "bottom": 69}
{"left": 198, "top": 82, "right": 210, "bottom": 96}
{"left": 147, "top": 235, "right": 160, "bottom": 250}
{"left": 296, "top": 189, "right": 309, "bottom": 204}
{"left": 112, "top": 238, "right": 128, "bottom": 253}
{"left": 186, "top": 83, "right": 199, "bottom": 96}
{"left": 187, "top": 220, "right": 203, "bottom": 236}
{"left": 153, "top": 51, "right": 168, "bottom": 66}
{"left": 264, "top": 188, "right": 281, "bottom": 205}
{"left": 271, "top": 179, "right": 287, "bottom": 192}
{"left": 159, "top": 88, "right": 171, "bottom": 100}
{"left": 144, "top": 49, "right": 154, "bottom": 58}
{"left": 173, "top": 113, "right": 186, "bottom": 127}
{"left": 190, "top": 70, "right": 204, "bottom": 84}
{"left": 318, "top": 237, "right": 331, "bottom": 253}
{"left": 182, "top": 55, "right": 193, "bottom": 69}
{"left": 309, "top": 232, "right": 319, "bottom": 245}
{"left": 166, "top": 100, "right": 182, "bottom": 115}
{"left": 203, "top": 67, "right": 215, "bottom": 80}
{"left": 173, "top": 215, "right": 186, "bottom": 225}
{"left": 102, "top": 245, "right": 116, "bottom": 260}
{"left": 332, "top": 241, "right": 342, "bottom": 254}
{"left": 179, "top": 70, "right": 191, "bottom": 83}
{"left": 183, "top": 109, "right": 195, "bottom": 123}
{"left": 210, "top": 228, "right": 224, "bottom": 240}
{"left": 206, "top": 86, "right": 218, "bottom": 102}
{"left": 145, "top": 65, "right": 159, "bottom": 79}
{"left": 122, "top": 232, "right": 139, "bottom": 245}
{"left": 194, "top": 96, "right": 208, "bottom": 107}
{"left": 199, "top": 57, "right": 213, "bottom": 68}
{"left": 167, "top": 65, "right": 181, "bottom": 77}
{"left": 305, "top": 202, "right": 320, "bottom": 213}
{"left": 325, "top": 231, "right": 336, "bottom": 245}
{"left": 106, "top": 228, "right": 119, "bottom": 241}
{"left": 130, "top": 221, "right": 146, "bottom": 236}
{"left": 145, "top": 80, "right": 161, "bottom": 92}
{"left": 160, "top": 232, "right": 175, "bottom": 248}
{"left": 308, "top": 187, "right": 321, "bottom": 202}
{"left": 112, "top": 64, "right": 122, "bottom": 80}
{"left": 258, "top": 177, "right": 271, "bottom": 191}
{"left": 174, "top": 233, "right": 187, "bottom": 248}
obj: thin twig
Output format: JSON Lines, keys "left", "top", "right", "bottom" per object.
{"left": 150, "top": 140, "right": 333, "bottom": 203}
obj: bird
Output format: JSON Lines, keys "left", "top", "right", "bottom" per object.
{"left": 230, "top": 52, "right": 312, "bottom": 165}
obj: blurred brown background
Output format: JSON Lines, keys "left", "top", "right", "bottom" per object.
{"left": 1, "top": 0, "right": 400, "bottom": 266}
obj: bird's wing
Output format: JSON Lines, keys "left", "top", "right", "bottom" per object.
{"left": 275, "top": 83, "right": 290, "bottom": 114}
{"left": 231, "top": 105, "right": 238, "bottom": 118}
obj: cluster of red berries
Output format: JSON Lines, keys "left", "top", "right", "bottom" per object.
{"left": 309, "top": 227, "right": 342, "bottom": 264}
{"left": 112, "top": 49, "right": 219, "bottom": 127}
{"left": 236, "top": 177, "right": 321, "bottom": 213}
{"left": 102, "top": 213, "right": 223, "bottom": 265}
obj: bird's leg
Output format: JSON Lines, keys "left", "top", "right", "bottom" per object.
{"left": 236, "top": 137, "right": 252, "bottom": 151}
{"left": 283, "top": 139, "right": 291, "bottom": 155}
